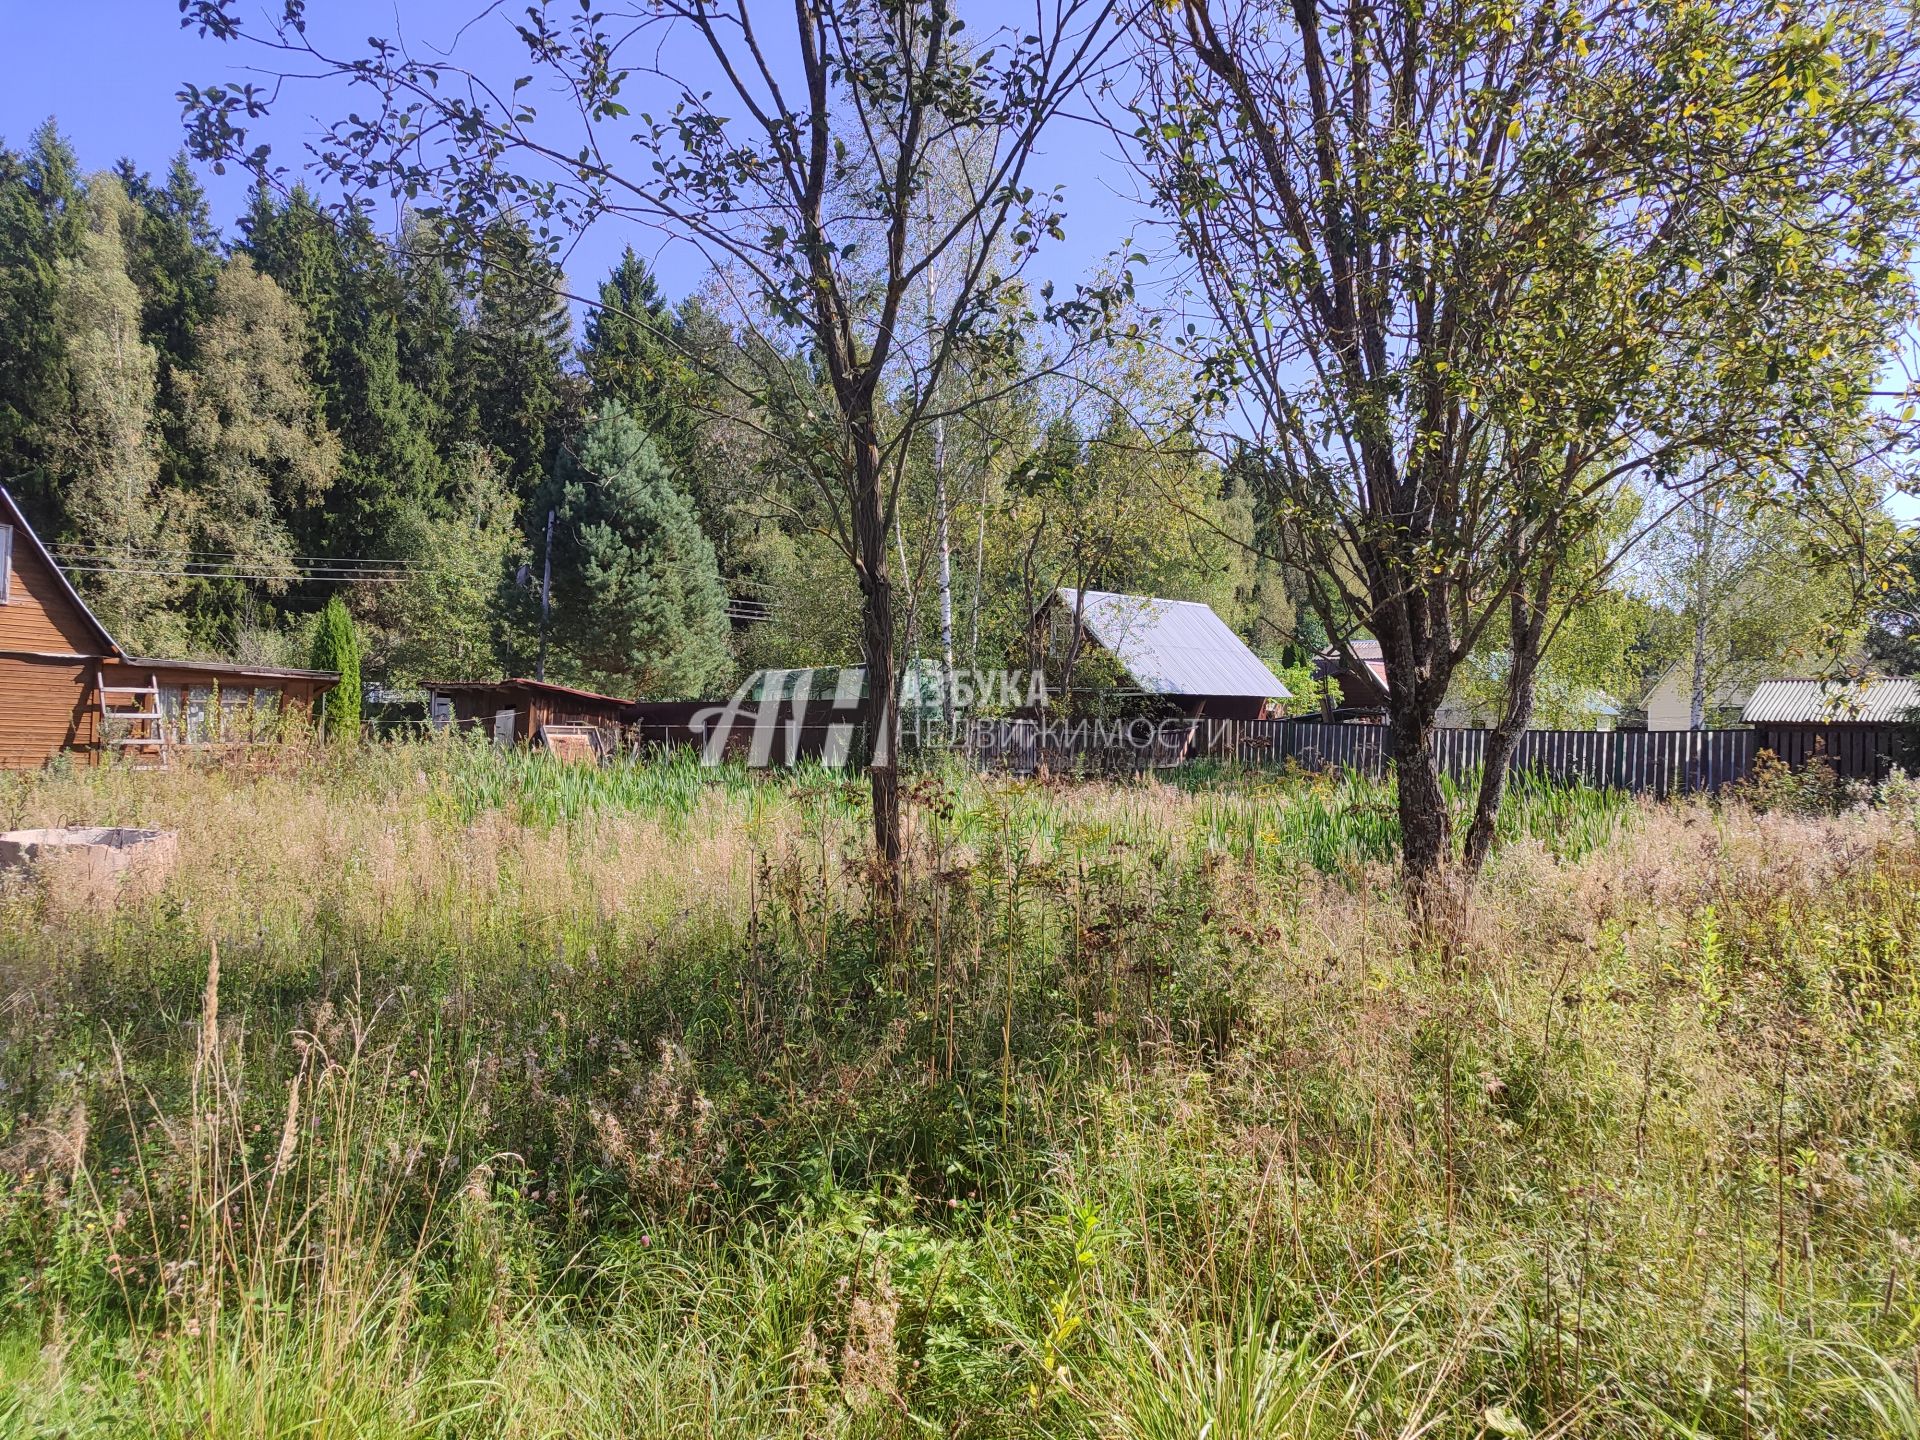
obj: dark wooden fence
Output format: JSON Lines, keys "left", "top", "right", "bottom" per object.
{"left": 960, "top": 717, "right": 1910, "bottom": 793}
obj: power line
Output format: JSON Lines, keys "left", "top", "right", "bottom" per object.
{"left": 51, "top": 546, "right": 780, "bottom": 612}
{"left": 55, "top": 562, "right": 410, "bottom": 584}
{"left": 49, "top": 543, "right": 416, "bottom": 570}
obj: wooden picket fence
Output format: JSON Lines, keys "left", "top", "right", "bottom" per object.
{"left": 960, "top": 716, "right": 1912, "bottom": 794}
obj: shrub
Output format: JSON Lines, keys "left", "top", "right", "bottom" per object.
{"left": 308, "top": 595, "right": 362, "bottom": 741}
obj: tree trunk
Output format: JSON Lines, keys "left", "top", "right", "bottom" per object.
{"left": 1688, "top": 603, "right": 1710, "bottom": 730}
{"left": 1372, "top": 587, "right": 1453, "bottom": 895}
{"left": 1688, "top": 499, "right": 1717, "bottom": 730}
{"left": 852, "top": 427, "right": 903, "bottom": 897}
{"left": 1463, "top": 594, "right": 1547, "bottom": 873}
{"left": 932, "top": 416, "right": 957, "bottom": 729}
{"left": 1390, "top": 697, "right": 1451, "bottom": 892}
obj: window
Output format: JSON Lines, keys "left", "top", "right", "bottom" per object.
{"left": 0, "top": 523, "right": 11, "bottom": 603}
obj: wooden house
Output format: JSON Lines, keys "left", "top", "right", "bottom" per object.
{"left": 1741, "top": 677, "right": 1920, "bottom": 779}
{"left": 0, "top": 487, "right": 337, "bottom": 769}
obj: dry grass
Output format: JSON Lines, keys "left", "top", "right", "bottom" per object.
{"left": 1, "top": 740, "right": 1919, "bottom": 1437}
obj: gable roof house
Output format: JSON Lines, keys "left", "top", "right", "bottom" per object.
{"left": 1313, "top": 637, "right": 1391, "bottom": 719}
{"left": 0, "top": 487, "right": 337, "bottom": 769}
{"left": 1642, "top": 660, "right": 1764, "bottom": 731}
{"left": 1039, "top": 588, "right": 1291, "bottom": 721}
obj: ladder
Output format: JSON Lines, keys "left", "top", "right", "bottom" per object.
{"left": 96, "top": 668, "right": 171, "bottom": 770}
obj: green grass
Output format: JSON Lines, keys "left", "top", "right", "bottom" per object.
{"left": 1, "top": 742, "right": 1918, "bottom": 1437}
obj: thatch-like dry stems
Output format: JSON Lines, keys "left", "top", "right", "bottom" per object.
{"left": 2, "top": 740, "right": 1919, "bottom": 1436}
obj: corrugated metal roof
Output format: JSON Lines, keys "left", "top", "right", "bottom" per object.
{"left": 1741, "top": 678, "right": 1920, "bottom": 725}
{"left": 1057, "top": 588, "right": 1290, "bottom": 700}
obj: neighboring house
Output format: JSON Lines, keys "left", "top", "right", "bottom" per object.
{"left": 0, "top": 486, "right": 337, "bottom": 769}
{"left": 1741, "top": 677, "right": 1920, "bottom": 778}
{"left": 1643, "top": 661, "right": 1761, "bottom": 731}
{"left": 425, "top": 677, "right": 634, "bottom": 747}
{"left": 1741, "top": 677, "right": 1920, "bottom": 726}
{"left": 1039, "top": 588, "right": 1291, "bottom": 720}
{"left": 1314, "top": 637, "right": 1389, "bottom": 719}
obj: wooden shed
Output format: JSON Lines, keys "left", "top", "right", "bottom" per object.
{"left": 0, "top": 487, "right": 337, "bottom": 769}
{"left": 424, "top": 677, "right": 633, "bottom": 749}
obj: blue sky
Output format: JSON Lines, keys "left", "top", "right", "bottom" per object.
{"left": 0, "top": 1, "right": 1147, "bottom": 312}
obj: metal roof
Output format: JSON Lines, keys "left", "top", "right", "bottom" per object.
{"left": 1057, "top": 588, "right": 1290, "bottom": 700}
{"left": 1741, "top": 678, "right": 1920, "bottom": 725}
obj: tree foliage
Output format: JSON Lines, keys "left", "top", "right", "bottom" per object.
{"left": 1131, "top": 0, "right": 1920, "bottom": 880}
{"left": 540, "top": 402, "right": 734, "bottom": 698}
{"left": 309, "top": 594, "right": 362, "bottom": 739}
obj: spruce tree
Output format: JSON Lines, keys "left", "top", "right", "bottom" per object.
{"left": 580, "top": 248, "right": 697, "bottom": 469}
{"left": 309, "top": 596, "right": 362, "bottom": 740}
{"left": 242, "top": 189, "right": 443, "bottom": 558}
{"left": 539, "top": 401, "right": 732, "bottom": 697}
{"left": 457, "top": 217, "right": 574, "bottom": 503}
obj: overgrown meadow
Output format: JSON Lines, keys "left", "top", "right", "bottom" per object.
{"left": 3, "top": 738, "right": 1920, "bottom": 1437}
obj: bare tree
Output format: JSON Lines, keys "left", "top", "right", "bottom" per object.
{"left": 181, "top": 0, "right": 1122, "bottom": 895}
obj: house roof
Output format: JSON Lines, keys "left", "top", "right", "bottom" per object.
{"left": 1055, "top": 588, "right": 1290, "bottom": 700}
{"left": 425, "top": 677, "right": 634, "bottom": 708}
{"left": 120, "top": 656, "right": 340, "bottom": 685}
{"left": 1742, "top": 677, "right": 1920, "bottom": 725}
{"left": 0, "top": 485, "right": 122, "bottom": 657}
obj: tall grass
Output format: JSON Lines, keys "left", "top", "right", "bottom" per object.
{"left": 2, "top": 743, "right": 1919, "bottom": 1436}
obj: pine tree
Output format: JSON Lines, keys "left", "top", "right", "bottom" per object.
{"left": 309, "top": 595, "right": 362, "bottom": 739}
{"left": 540, "top": 401, "right": 732, "bottom": 697}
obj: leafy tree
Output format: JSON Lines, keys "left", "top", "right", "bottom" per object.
{"left": 1131, "top": 0, "right": 1920, "bottom": 883}
{"left": 173, "top": 255, "right": 338, "bottom": 590}
{"left": 42, "top": 175, "right": 185, "bottom": 653}
{"left": 539, "top": 402, "right": 733, "bottom": 698}
{"left": 0, "top": 121, "right": 90, "bottom": 526}
{"left": 357, "top": 448, "right": 523, "bottom": 688}
{"left": 1867, "top": 531, "right": 1920, "bottom": 675}
{"left": 1644, "top": 489, "right": 1880, "bottom": 723}
{"left": 309, "top": 595, "right": 362, "bottom": 739}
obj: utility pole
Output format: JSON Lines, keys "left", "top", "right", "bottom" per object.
{"left": 536, "top": 508, "right": 554, "bottom": 683}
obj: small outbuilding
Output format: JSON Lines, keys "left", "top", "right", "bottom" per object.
{"left": 0, "top": 486, "right": 337, "bottom": 769}
{"left": 1040, "top": 588, "right": 1291, "bottom": 720}
{"left": 424, "top": 677, "right": 633, "bottom": 749}
{"left": 1741, "top": 677, "right": 1920, "bottom": 779}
